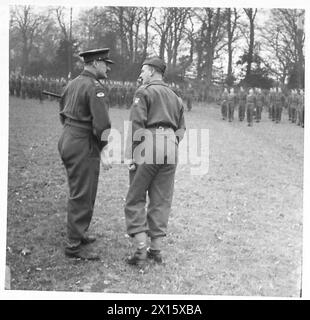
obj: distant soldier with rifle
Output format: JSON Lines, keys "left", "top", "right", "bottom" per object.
{"left": 57, "top": 48, "right": 114, "bottom": 261}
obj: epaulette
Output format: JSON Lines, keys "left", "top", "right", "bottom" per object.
{"left": 137, "top": 84, "right": 148, "bottom": 90}
{"left": 144, "top": 82, "right": 169, "bottom": 90}
{"left": 145, "top": 82, "right": 181, "bottom": 100}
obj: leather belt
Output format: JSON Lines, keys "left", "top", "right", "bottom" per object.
{"left": 147, "top": 124, "right": 176, "bottom": 131}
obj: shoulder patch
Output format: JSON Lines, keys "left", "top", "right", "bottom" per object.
{"left": 96, "top": 92, "right": 105, "bottom": 98}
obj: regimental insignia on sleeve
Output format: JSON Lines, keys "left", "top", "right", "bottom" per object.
{"left": 96, "top": 92, "right": 105, "bottom": 98}
{"left": 134, "top": 97, "right": 140, "bottom": 104}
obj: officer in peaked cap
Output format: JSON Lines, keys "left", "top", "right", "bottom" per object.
{"left": 58, "top": 48, "right": 114, "bottom": 260}
{"left": 79, "top": 48, "right": 115, "bottom": 64}
{"left": 124, "top": 56, "right": 186, "bottom": 266}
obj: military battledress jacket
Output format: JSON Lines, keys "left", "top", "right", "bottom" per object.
{"left": 59, "top": 70, "right": 111, "bottom": 150}
{"left": 127, "top": 79, "right": 186, "bottom": 158}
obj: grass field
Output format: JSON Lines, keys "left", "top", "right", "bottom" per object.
{"left": 6, "top": 96, "right": 304, "bottom": 297}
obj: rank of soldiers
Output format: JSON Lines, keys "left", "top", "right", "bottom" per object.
{"left": 220, "top": 86, "right": 304, "bottom": 128}
{"left": 9, "top": 71, "right": 304, "bottom": 128}
{"left": 9, "top": 71, "right": 137, "bottom": 109}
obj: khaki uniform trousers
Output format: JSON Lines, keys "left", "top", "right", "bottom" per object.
{"left": 58, "top": 124, "right": 101, "bottom": 245}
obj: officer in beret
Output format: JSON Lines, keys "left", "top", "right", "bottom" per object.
{"left": 58, "top": 48, "right": 114, "bottom": 260}
{"left": 124, "top": 56, "right": 186, "bottom": 266}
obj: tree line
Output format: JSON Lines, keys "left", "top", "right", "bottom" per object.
{"left": 9, "top": 6, "right": 305, "bottom": 89}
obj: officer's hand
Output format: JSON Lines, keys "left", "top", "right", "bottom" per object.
{"left": 127, "top": 159, "right": 137, "bottom": 171}
{"left": 100, "top": 152, "right": 112, "bottom": 170}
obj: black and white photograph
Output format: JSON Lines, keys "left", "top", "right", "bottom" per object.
{"left": 1, "top": 0, "right": 309, "bottom": 300}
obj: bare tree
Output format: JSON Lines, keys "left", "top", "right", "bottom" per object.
{"left": 277, "top": 9, "right": 304, "bottom": 87}
{"left": 53, "top": 7, "right": 73, "bottom": 76}
{"left": 184, "top": 13, "right": 195, "bottom": 66}
{"left": 142, "top": 7, "right": 154, "bottom": 59}
{"left": 260, "top": 8, "right": 304, "bottom": 86}
{"left": 103, "top": 7, "right": 144, "bottom": 63}
{"left": 194, "top": 8, "right": 226, "bottom": 83}
{"left": 123, "top": 7, "right": 144, "bottom": 63}
{"left": 105, "top": 7, "right": 128, "bottom": 58}
{"left": 54, "top": 7, "right": 69, "bottom": 39}
{"left": 243, "top": 8, "right": 258, "bottom": 79}
{"left": 133, "top": 9, "right": 143, "bottom": 62}
{"left": 10, "top": 5, "right": 47, "bottom": 74}
{"left": 165, "top": 8, "right": 190, "bottom": 69}
{"left": 225, "top": 8, "right": 240, "bottom": 80}
{"left": 122, "top": 7, "right": 135, "bottom": 63}
{"left": 152, "top": 8, "right": 174, "bottom": 59}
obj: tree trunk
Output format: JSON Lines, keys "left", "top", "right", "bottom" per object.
{"left": 205, "top": 47, "right": 214, "bottom": 85}
{"left": 227, "top": 8, "right": 233, "bottom": 77}
{"left": 159, "top": 35, "right": 166, "bottom": 59}
{"left": 134, "top": 21, "right": 140, "bottom": 63}
{"left": 244, "top": 8, "right": 257, "bottom": 80}
{"left": 296, "top": 13, "right": 304, "bottom": 87}
{"left": 166, "top": 27, "right": 173, "bottom": 70}
{"left": 142, "top": 8, "right": 153, "bottom": 60}
{"left": 119, "top": 7, "right": 127, "bottom": 58}
{"left": 196, "top": 28, "right": 204, "bottom": 79}
{"left": 246, "top": 18, "right": 254, "bottom": 78}
{"left": 128, "top": 23, "right": 134, "bottom": 63}
{"left": 21, "top": 40, "right": 29, "bottom": 74}
{"left": 143, "top": 12, "right": 149, "bottom": 59}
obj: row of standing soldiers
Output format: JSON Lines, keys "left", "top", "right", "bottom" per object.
{"left": 9, "top": 72, "right": 194, "bottom": 112}
{"left": 9, "top": 72, "right": 139, "bottom": 109}
{"left": 220, "top": 87, "right": 304, "bottom": 127}
{"left": 10, "top": 72, "right": 304, "bottom": 127}
{"left": 100, "top": 81, "right": 137, "bottom": 109}
{"left": 9, "top": 73, "right": 67, "bottom": 102}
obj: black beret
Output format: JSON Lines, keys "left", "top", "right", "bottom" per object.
{"left": 79, "top": 48, "right": 114, "bottom": 64}
{"left": 142, "top": 56, "right": 166, "bottom": 74}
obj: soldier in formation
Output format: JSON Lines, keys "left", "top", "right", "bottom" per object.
{"left": 183, "top": 83, "right": 194, "bottom": 112}
{"left": 238, "top": 86, "right": 247, "bottom": 121}
{"left": 255, "top": 88, "right": 264, "bottom": 122}
{"left": 246, "top": 88, "right": 256, "bottom": 127}
{"left": 274, "top": 87, "right": 286, "bottom": 124}
{"left": 227, "top": 87, "right": 237, "bottom": 122}
{"left": 266, "top": 88, "right": 273, "bottom": 119}
{"left": 221, "top": 88, "right": 229, "bottom": 120}
{"left": 9, "top": 72, "right": 68, "bottom": 101}
{"left": 297, "top": 89, "right": 304, "bottom": 128}
{"left": 288, "top": 89, "right": 299, "bottom": 123}
{"left": 97, "top": 80, "right": 137, "bottom": 109}
{"left": 9, "top": 71, "right": 141, "bottom": 109}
